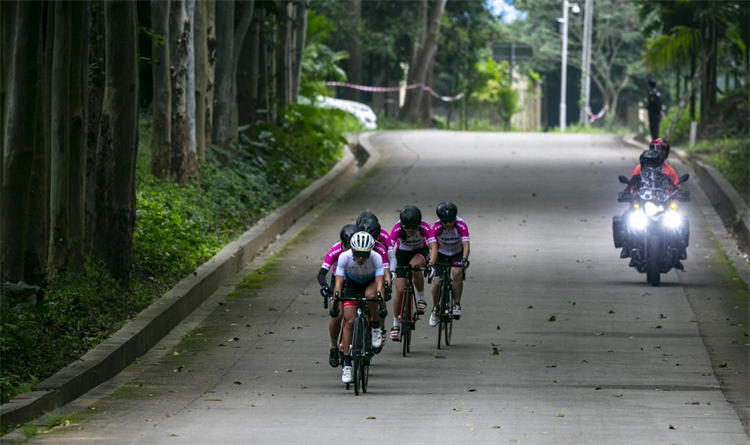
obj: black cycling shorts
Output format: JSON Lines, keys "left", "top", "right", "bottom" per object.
{"left": 435, "top": 252, "right": 462, "bottom": 276}
{"left": 395, "top": 246, "right": 430, "bottom": 278}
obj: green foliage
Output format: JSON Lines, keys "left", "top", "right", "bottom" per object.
{"left": 683, "top": 138, "right": 749, "bottom": 204}
{"left": 660, "top": 105, "right": 699, "bottom": 142}
{"left": 300, "top": 10, "right": 348, "bottom": 99}
{"left": 0, "top": 262, "right": 152, "bottom": 404}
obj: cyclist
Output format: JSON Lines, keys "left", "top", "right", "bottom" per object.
{"left": 332, "top": 231, "right": 385, "bottom": 384}
{"left": 357, "top": 213, "right": 393, "bottom": 344}
{"left": 388, "top": 205, "right": 433, "bottom": 341}
{"left": 317, "top": 224, "right": 357, "bottom": 367}
{"left": 427, "top": 201, "right": 470, "bottom": 327}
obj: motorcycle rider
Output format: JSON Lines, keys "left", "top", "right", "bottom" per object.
{"left": 629, "top": 138, "right": 679, "bottom": 187}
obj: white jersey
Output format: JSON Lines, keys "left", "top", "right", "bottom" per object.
{"left": 334, "top": 250, "right": 384, "bottom": 283}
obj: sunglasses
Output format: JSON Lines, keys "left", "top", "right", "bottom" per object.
{"left": 353, "top": 251, "right": 371, "bottom": 259}
{"left": 403, "top": 224, "right": 418, "bottom": 231}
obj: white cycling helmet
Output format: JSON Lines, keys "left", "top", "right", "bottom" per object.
{"left": 350, "top": 231, "right": 375, "bottom": 254}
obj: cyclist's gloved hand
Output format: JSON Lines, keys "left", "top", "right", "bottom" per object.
{"left": 384, "top": 281, "right": 392, "bottom": 301}
{"left": 461, "top": 257, "right": 470, "bottom": 269}
{"left": 320, "top": 285, "right": 330, "bottom": 298}
{"left": 329, "top": 303, "right": 339, "bottom": 318}
{"left": 426, "top": 265, "right": 436, "bottom": 281}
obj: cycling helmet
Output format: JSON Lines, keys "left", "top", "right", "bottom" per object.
{"left": 339, "top": 224, "right": 357, "bottom": 248}
{"left": 356, "top": 211, "right": 379, "bottom": 227}
{"left": 349, "top": 231, "right": 375, "bottom": 256}
{"left": 357, "top": 216, "right": 381, "bottom": 240}
{"left": 399, "top": 205, "right": 422, "bottom": 229}
{"left": 649, "top": 138, "right": 670, "bottom": 161}
{"left": 640, "top": 149, "right": 663, "bottom": 169}
{"left": 436, "top": 201, "right": 458, "bottom": 222}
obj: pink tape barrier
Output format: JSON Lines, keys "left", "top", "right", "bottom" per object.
{"left": 326, "top": 81, "right": 465, "bottom": 102}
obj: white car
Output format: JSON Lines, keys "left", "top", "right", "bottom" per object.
{"left": 315, "top": 96, "right": 377, "bottom": 130}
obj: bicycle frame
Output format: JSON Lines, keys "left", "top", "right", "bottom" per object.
{"left": 432, "top": 263, "right": 465, "bottom": 349}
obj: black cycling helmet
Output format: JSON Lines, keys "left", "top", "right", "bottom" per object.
{"left": 356, "top": 211, "right": 379, "bottom": 227}
{"left": 339, "top": 223, "right": 357, "bottom": 248}
{"left": 436, "top": 201, "right": 458, "bottom": 222}
{"left": 357, "top": 217, "right": 381, "bottom": 240}
{"left": 399, "top": 205, "right": 422, "bottom": 229}
{"left": 640, "top": 149, "right": 663, "bottom": 169}
{"left": 649, "top": 138, "right": 670, "bottom": 161}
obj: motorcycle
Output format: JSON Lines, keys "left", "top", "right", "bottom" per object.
{"left": 612, "top": 168, "right": 691, "bottom": 286}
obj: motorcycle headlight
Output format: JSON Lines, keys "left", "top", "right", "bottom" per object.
{"left": 663, "top": 211, "right": 682, "bottom": 229}
{"left": 644, "top": 202, "right": 663, "bottom": 217}
{"left": 669, "top": 201, "right": 678, "bottom": 210}
{"left": 628, "top": 210, "right": 648, "bottom": 231}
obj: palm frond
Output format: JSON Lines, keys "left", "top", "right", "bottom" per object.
{"left": 643, "top": 26, "right": 699, "bottom": 73}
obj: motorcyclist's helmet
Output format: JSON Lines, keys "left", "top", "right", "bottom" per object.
{"left": 436, "top": 201, "right": 458, "bottom": 222}
{"left": 349, "top": 231, "right": 375, "bottom": 258}
{"left": 357, "top": 216, "right": 381, "bottom": 240}
{"left": 399, "top": 205, "right": 422, "bottom": 230}
{"left": 649, "top": 138, "right": 670, "bottom": 161}
{"left": 339, "top": 224, "right": 357, "bottom": 248}
{"left": 640, "top": 149, "right": 663, "bottom": 169}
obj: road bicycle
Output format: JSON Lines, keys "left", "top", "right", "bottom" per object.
{"left": 430, "top": 263, "right": 465, "bottom": 349}
{"left": 395, "top": 264, "right": 428, "bottom": 356}
{"left": 332, "top": 291, "right": 387, "bottom": 395}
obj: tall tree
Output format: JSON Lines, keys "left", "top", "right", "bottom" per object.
{"left": 400, "top": 0, "right": 447, "bottom": 123}
{"left": 212, "top": 0, "right": 234, "bottom": 147}
{"left": 276, "top": 0, "right": 293, "bottom": 111}
{"left": 1, "top": 1, "right": 43, "bottom": 283}
{"left": 150, "top": 0, "right": 171, "bottom": 180}
{"left": 291, "top": 2, "right": 307, "bottom": 100}
{"left": 98, "top": 0, "right": 139, "bottom": 286}
{"left": 344, "top": 0, "right": 361, "bottom": 102}
{"left": 67, "top": 1, "right": 90, "bottom": 272}
{"left": 194, "top": 0, "right": 209, "bottom": 162}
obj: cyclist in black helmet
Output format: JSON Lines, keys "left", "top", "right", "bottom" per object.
{"left": 427, "top": 202, "right": 471, "bottom": 325}
{"left": 387, "top": 205, "right": 433, "bottom": 341}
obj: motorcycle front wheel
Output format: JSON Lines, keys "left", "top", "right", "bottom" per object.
{"left": 646, "top": 235, "right": 663, "bottom": 287}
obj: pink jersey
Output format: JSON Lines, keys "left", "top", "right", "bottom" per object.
{"left": 431, "top": 217, "right": 470, "bottom": 256}
{"left": 374, "top": 241, "right": 390, "bottom": 269}
{"left": 321, "top": 242, "right": 345, "bottom": 272}
{"left": 390, "top": 220, "right": 434, "bottom": 251}
{"left": 378, "top": 229, "right": 393, "bottom": 250}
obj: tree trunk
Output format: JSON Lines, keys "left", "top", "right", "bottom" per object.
{"left": 699, "top": 19, "right": 718, "bottom": 136}
{"left": 0, "top": 1, "right": 16, "bottom": 184}
{"left": 260, "top": 8, "right": 276, "bottom": 124}
{"left": 169, "top": 0, "right": 195, "bottom": 184}
{"left": 48, "top": 1, "right": 72, "bottom": 275}
{"left": 291, "top": 4, "right": 306, "bottom": 100}
{"left": 212, "top": 0, "right": 234, "bottom": 148}
{"left": 67, "top": 1, "right": 90, "bottom": 272}
{"left": 276, "top": 0, "right": 293, "bottom": 113}
{"left": 400, "top": 0, "right": 446, "bottom": 123}
{"left": 237, "top": 15, "right": 258, "bottom": 130}
{"left": 150, "top": 0, "right": 171, "bottom": 180}
{"left": 194, "top": 0, "right": 208, "bottom": 163}
{"left": 204, "top": 0, "right": 215, "bottom": 148}
{"left": 420, "top": 57, "right": 434, "bottom": 126}
{"left": 665, "top": 60, "right": 703, "bottom": 140}
{"left": 99, "top": 0, "right": 138, "bottom": 286}
{"left": 85, "top": 1, "right": 106, "bottom": 256}
{"left": 345, "top": 0, "right": 361, "bottom": 102}
{"left": 232, "top": 0, "right": 254, "bottom": 132}
{"left": 184, "top": 0, "right": 197, "bottom": 179}
{"left": 1, "top": 1, "right": 42, "bottom": 283}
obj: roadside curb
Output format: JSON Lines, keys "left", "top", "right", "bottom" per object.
{"left": 621, "top": 135, "right": 749, "bottom": 281}
{"left": 0, "top": 134, "right": 377, "bottom": 433}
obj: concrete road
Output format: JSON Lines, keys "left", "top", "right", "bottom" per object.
{"left": 24, "top": 132, "right": 749, "bottom": 444}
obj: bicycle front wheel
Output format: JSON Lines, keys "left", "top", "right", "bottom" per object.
{"left": 444, "top": 283, "right": 453, "bottom": 346}
{"left": 360, "top": 358, "right": 369, "bottom": 393}
{"left": 436, "top": 287, "right": 445, "bottom": 350}
{"left": 401, "top": 288, "right": 412, "bottom": 356}
{"left": 352, "top": 318, "right": 364, "bottom": 396}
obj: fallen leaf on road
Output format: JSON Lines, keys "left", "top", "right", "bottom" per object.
{"left": 169, "top": 433, "right": 178, "bottom": 437}
{"left": 452, "top": 408, "right": 473, "bottom": 412}
{"left": 548, "top": 315, "right": 556, "bottom": 322}
{"left": 555, "top": 412, "right": 565, "bottom": 417}
{"left": 527, "top": 305, "right": 534, "bottom": 309}
{"left": 234, "top": 381, "right": 242, "bottom": 385}
{"left": 433, "top": 352, "right": 446, "bottom": 359}
{"left": 492, "top": 347, "right": 500, "bottom": 355}
{"left": 173, "top": 366, "right": 184, "bottom": 373}
{"left": 608, "top": 310, "right": 615, "bottom": 314}
{"left": 366, "top": 416, "right": 376, "bottom": 420}
{"left": 654, "top": 325, "right": 663, "bottom": 329}
{"left": 204, "top": 398, "right": 222, "bottom": 402}
{"left": 613, "top": 394, "right": 624, "bottom": 398}
{"left": 546, "top": 364, "right": 557, "bottom": 368}
{"left": 491, "top": 425, "right": 501, "bottom": 429}
{"left": 595, "top": 387, "right": 602, "bottom": 390}
{"left": 467, "top": 388, "right": 477, "bottom": 392}
{"left": 268, "top": 307, "right": 279, "bottom": 312}
{"left": 659, "top": 314, "right": 667, "bottom": 319}
{"left": 669, "top": 425, "right": 676, "bottom": 430}
{"left": 718, "top": 363, "right": 728, "bottom": 368}
{"left": 686, "top": 401, "right": 700, "bottom": 405}
{"left": 286, "top": 369, "right": 293, "bottom": 372}
{"left": 496, "top": 325, "right": 501, "bottom": 330}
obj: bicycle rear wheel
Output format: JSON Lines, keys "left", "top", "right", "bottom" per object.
{"left": 360, "top": 359, "right": 369, "bottom": 393}
{"left": 352, "top": 318, "right": 364, "bottom": 396}
{"left": 436, "top": 287, "right": 445, "bottom": 350}
{"left": 444, "top": 283, "right": 453, "bottom": 346}
{"left": 401, "top": 288, "right": 412, "bottom": 356}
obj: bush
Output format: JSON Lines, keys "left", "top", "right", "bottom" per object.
{"left": 687, "top": 138, "right": 749, "bottom": 205}
{"left": 660, "top": 105, "right": 699, "bottom": 143}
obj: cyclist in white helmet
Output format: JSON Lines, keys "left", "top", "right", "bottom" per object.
{"left": 332, "top": 231, "right": 385, "bottom": 384}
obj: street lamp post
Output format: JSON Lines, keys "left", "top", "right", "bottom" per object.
{"left": 559, "top": 0, "right": 579, "bottom": 132}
